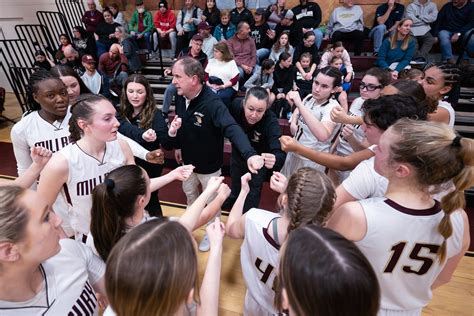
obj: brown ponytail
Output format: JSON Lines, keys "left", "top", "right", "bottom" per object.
{"left": 389, "top": 119, "right": 474, "bottom": 262}
{"left": 90, "top": 165, "right": 148, "bottom": 261}
{"left": 284, "top": 168, "right": 335, "bottom": 235}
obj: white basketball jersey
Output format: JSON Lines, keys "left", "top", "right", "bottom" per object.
{"left": 342, "top": 156, "right": 388, "bottom": 200}
{"left": 356, "top": 198, "right": 464, "bottom": 314}
{"left": 294, "top": 96, "right": 340, "bottom": 155}
{"left": 10, "top": 110, "right": 74, "bottom": 236}
{"left": 437, "top": 100, "right": 455, "bottom": 127}
{"left": 336, "top": 97, "right": 366, "bottom": 157}
{"left": 0, "top": 239, "right": 105, "bottom": 315}
{"left": 241, "top": 208, "right": 281, "bottom": 316}
{"left": 60, "top": 140, "right": 126, "bottom": 236}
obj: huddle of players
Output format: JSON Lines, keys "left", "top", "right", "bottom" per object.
{"left": 0, "top": 58, "right": 472, "bottom": 315}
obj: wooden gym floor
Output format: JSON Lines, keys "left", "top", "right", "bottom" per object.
{"left": 1, "top": 93, "right": 473, "bottom": 315}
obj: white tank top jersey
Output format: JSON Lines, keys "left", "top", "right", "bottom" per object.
{"left": 60, "top": 140, "right": 126, "bottom": 236}
{"left": 0, "top": 239, "right": 105, "bottom": 315}
{"left": 336, "top": 97, "right": 366, "bottom": 156}
{"left": 10, "top": 109, "right": 74, "bottom": 236}
{"left": 437, "top": 100, "right": 455, "bottom": 127}
{"left": 241, "top": 208, "right": 281, "bottom": 316}
{"left": 356, "top": 198, "right": 464, "bottom": 315}
{"left": 294, "top": 96, "right": 340, "bottom": 159}
{"left": 342, "top": 155, "right": 388, "bottom": 200}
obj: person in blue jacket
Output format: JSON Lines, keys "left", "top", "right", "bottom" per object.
{"left": 376, "top": 18, "right": 416, "bottom": 81}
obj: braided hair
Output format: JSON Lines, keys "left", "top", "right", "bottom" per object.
{"left": 26, "top": 69, "right": 63, "bottom": 113}
{"left": 427, "top": 62, "right": 462, "bottom": 87}
{"left": 283, "top": 168, "right": 335, "bottom": 234}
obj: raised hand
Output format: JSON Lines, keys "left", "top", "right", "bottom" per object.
{"left": 241, "top": 172, "right": 252, "bottom": 193}
{"left": 204, "top": 176, "right": 225, "bottom": 194}
{"left": 168, "top": 115, "right": 182, "bottom": 137}
{"left": 247, "top": 155, "right": 265, "bottom": 174}
{"left": 270, "top": 171, "right": 287, "bottom": 193}
{"left": 341, "top": 124, "right": 355, "bottom": 140}
{"left": 171, "top": 164, "right": 195, "bottom": 181}
{"left": 261, "top": 153, "right": 276, "bottom": 169}
{"left": 330, "top": 105, "right": 348, "bottom": 123}
{"left": 142, "top": 128, "right": 157, "bottom": 142}
{"left": 279, "top": 135, "right": 298, "bottom": 152}
{"left": 146, "top": 148, "right": 165, "bottom": 164}
{"left": 30, "top": 146, "right": 53, "bottom": 168}
{"left": 206, "top": 217, "right": 225, "bottom": 249}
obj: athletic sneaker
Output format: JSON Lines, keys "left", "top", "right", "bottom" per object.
{"left": 198, "top": 234, "right": 210, "bottom": 252}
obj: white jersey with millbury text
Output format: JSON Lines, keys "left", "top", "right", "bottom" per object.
{"left": 59, "top": 140, "right": 125, "bottom": 237}
{"left": 0, "top": 239, "right": 105, "bottom": 315}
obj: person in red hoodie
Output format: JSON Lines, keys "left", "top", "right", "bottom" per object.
{"left": 153, "top": 0, "right": 177, "bottom": 58}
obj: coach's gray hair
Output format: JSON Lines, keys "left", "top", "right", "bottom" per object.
{"left": 175, "top": 57, "right": 205, "bottom": 84}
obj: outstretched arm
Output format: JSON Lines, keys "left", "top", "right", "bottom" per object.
{"left": 280, "top": 136, "right": 374, "bottom": 170}
{"left": 226, "top": 173, "right": 251, "bottom": 239}
{"left": 196, "top": 217, "right": 225, "bottom": 316}
{"left": 178, "top": 176, "right": 224, "bottom": 232}
{"left": 13, "top": 147, "right": 52, "bottom": 188}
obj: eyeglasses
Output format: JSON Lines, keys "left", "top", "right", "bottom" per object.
{"left": 359, "top": 82, "right": 382, "bottom": 91}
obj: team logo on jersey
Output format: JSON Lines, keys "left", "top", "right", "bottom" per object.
{"left": 251, "top": 131, "right": 261, "bottom": 143}
{"left": 194, "top": 112, "right": 204, "bottom": 127}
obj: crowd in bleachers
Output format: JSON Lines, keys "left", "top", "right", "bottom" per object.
{"left": 0, "top": 0, "right": 473, "bottom": 316}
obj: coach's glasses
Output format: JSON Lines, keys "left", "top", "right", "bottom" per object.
{"left": 359, "top": 82, "right": 383, "bottom": 91}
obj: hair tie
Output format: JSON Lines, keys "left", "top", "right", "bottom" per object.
{"left": 451, "top": 136, "right": 462, "bottom": 147}
{"left": 104, "top": 178, "right": 115, "bottom": 191}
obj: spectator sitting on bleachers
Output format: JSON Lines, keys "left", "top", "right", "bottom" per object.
{"left": 213, "top": 10, "right": 236, "bottom": 41}
{"left": 230, "top": 0, "right": 254, "bottom": 27}
{"left": 274, "top": 9, "right": 295, "bottom": 46}
{"left": 197, "top": 22, "right": 218, "bottom": 59}
{"left": 57, "top": 34, "right": 72, "bottom": 53}
{"left": 162, "top": 34, "right": 208, "bottom": 115}
{"left": 432, "top": 0, "right": 474, "bottom": 64}
{"left": 73, "top": 25, "right": 98, "bottom": 60}
{"left": 244, "top": 59, "right": 275, "bottom": 104}
{"left": 205, "top": 42, "right": 239, "bottom": 107}
{"left": 251, "top": 8, "right": 275, "bottom": 64}
{"left": 33, "top": 50, "right": 55, "bottom": 71}
{"left": 269, "top": 30, "right": 294, "bottom": 62}
{"left": 376, "top": 18, "right": 416, "bottom": 80}
{"left": 405, "top": 0, "right": 438, "bottom": 60}
{"left": 82, "top": 0, "right": 104, "bottom": 34}
{"left": 63, "top": 46, "right": 85, "bottom": 76}
{"left": 326, "top": 0, "right": 364, "bottom": 56}
{"left": 227, "top": 21, "right": 257, "bottom": 79}
{"left": 175, "top": 0, "right": 203, "bottom": 58}
{"left": 202, "top": 0, "right": 221, "bottom": 33}
{"left": 128, "top": 0, "right": 154, "bottom": 54}
{"left": 265, "top": 0, "right": 291, "bottom": 30}
{"left": 272, "top": 52, "right": 296, "bottom": 119}
{"left": 153, "top": 0, "right": 177, "bottom": 58}
{"left": 94, "top": 9, "right": 120, "bottom": 58}
{"left": 81, "top": 54, "right": 108, "bottom": 96}
{"left": 115, "top": 26, "right": 142, "bottom": 73}
{"left": 369, "top": 0, "right": 405, "bottom": 56}
{"left": 319, "top": 42, "right": 353, "bottom": 91}
{"left": 108, "top": 3, "right": 127, "bottom": 28}
{"left": 295, "top": 52, "right": 316, "bottom": 99}
{"left": 293, "top": 31, "right": 319, "bottom": 77}
{"left": 99, "top": 43, "right": 129, "bottom": 89}
{"left": 291, "top": 0, "right": 323, "bottom": 49}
